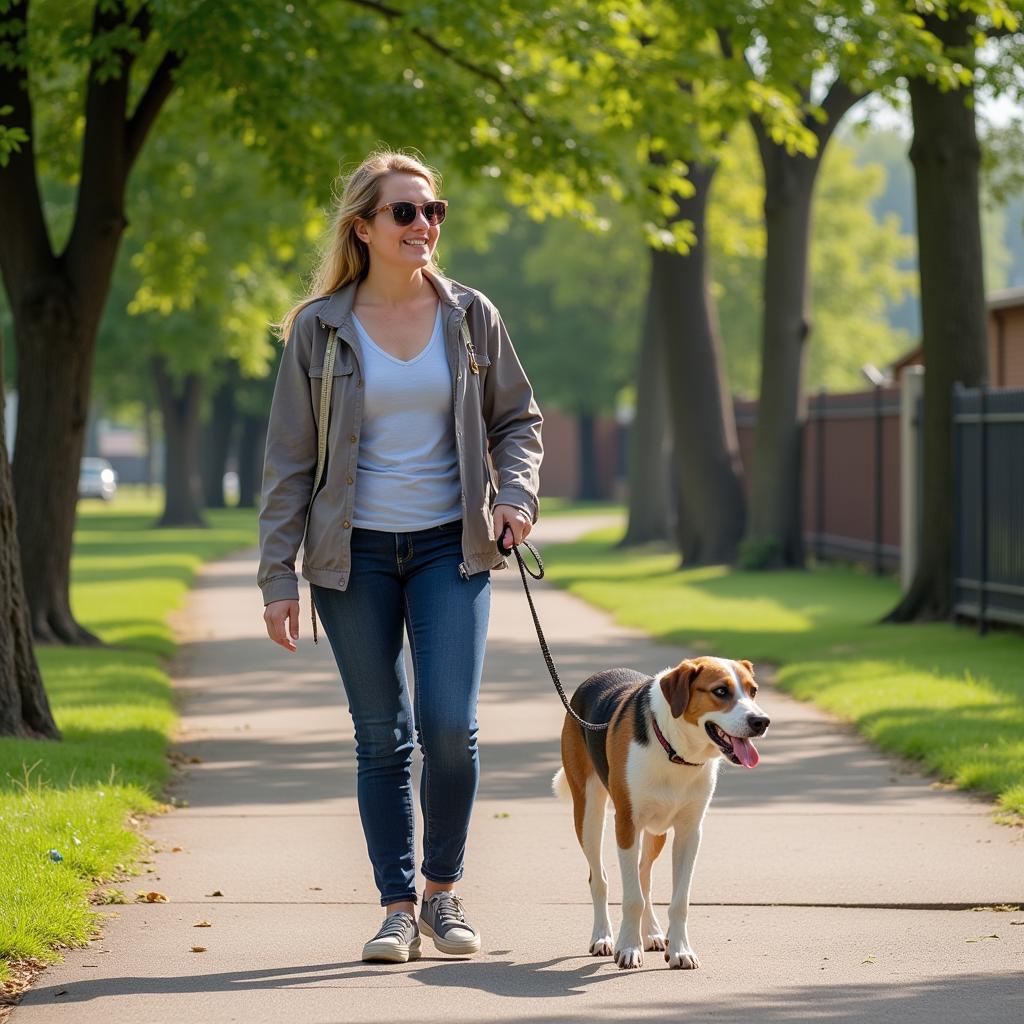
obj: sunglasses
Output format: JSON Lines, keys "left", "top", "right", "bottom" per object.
{"left": 369, "top": 200, "right": 448, "bottom": 227}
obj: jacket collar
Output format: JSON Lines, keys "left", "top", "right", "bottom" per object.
{"left": 316, "top": 267, "right": 474, "bottom": 329}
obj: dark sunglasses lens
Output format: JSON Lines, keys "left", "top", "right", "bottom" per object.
{"left": 390, "top": 202, "right": 416, "bottom": 226}
{"left": 424, "top": 202, "right": 446, "bottom": 225}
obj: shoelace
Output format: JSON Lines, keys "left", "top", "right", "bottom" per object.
{"left": 375, "top": 912, "right": 414, "bottom": 940}
{"left": 430, "top": 893, "right": 466, "bottom": 927}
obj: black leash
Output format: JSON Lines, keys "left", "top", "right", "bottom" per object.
{"left": 498, "top": 526, "right": 609, "bottom": 733}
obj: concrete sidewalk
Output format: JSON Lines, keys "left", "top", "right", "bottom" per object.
{"left": 15, "top": 513, "right": 1024, "bottom": 1023}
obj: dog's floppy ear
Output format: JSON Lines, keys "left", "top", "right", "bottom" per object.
{"left": 660, "top": 660, "right": 702, "bottom": 718}
{"left": 739, "top": 659, "right": 755, "bottom": 676}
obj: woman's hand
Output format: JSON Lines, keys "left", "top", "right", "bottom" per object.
{"left": 264, "top": 599, "right": 300, "bottom": 652}
{"left": 492, "top": 503, "right": 532, "bottom": 551}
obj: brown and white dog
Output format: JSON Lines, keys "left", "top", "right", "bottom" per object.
{"left": 553, "top": 656, "right": 770, "bottom": 970}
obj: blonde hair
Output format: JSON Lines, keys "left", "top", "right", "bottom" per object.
{"left": 277, "top": 148, "right": 443, "bottom": 341}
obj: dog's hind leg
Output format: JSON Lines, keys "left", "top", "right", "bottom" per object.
{"left": 562, "top": 718, "right": 613, "bottom": 956}
{"left": 580, "top": 775, "right": 613, "bottom": 956}
{"left": 639, "top": 831, "right": 667, "bottom": 951}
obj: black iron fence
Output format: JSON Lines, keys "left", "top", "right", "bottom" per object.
{"left": 953, "top": 385, "right": 1024, "bottom": 630}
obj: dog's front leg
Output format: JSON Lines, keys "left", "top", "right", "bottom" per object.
{"left": 665, "top": 820, "right": 702, "bottom": 970}
{"left": 613, "top": 834, "right": 645, "bottom": 970}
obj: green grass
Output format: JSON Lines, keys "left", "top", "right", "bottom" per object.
{"left": 543, "top": 525, "right": 1024, "bottom": 819}
{"left": 0, "top": 490, "right": 256, "bottom": 982}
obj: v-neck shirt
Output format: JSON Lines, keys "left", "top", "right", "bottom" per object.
{"left": 349, "top": 305, "right": 461, "bottom": 531}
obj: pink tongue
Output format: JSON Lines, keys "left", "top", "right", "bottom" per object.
{"left": 731, "top": 737, "right": 760, "bottom": 768}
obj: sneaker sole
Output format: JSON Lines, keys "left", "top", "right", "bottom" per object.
{"left": 362, "top": 935, "right": 422, "bottom": 963}
{"left": 419, "top": 918, "right": 481, "bottom": 956}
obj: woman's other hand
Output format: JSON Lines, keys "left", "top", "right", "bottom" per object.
{"left": 264, "top": 599, "right": 300, "bottom": 652}
{"left": 492, "top": 504, "right": 532, "bottom": 551}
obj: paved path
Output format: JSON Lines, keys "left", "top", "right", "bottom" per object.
{"left": 15, "top": 514, "right": 1024, "bottom": 1023}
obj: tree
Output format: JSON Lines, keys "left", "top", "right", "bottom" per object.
{"left": 0, "top": 326, "right": 58, "bottom": 739}
{"left": 0, "top": 0, "right": 616, "bottom": 641}
{"left": 886, "top": 2, "right": 1023, "bottom": 621}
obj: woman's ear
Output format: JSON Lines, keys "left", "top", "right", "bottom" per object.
{"left": 353, "top": 217, "right": 371, "bottom": 245}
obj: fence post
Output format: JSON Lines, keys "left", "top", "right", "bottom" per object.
{"left": 978, "top": 382, "right": 988, "bottom": 636}
{"left": 873, "top": 380, "right": 884, "bottom": 575}
{"left": 899, "top": 366, "right": 925, "bottom": 593}
{"left": 815, "top": 390, "right": 826, "bottom": 561}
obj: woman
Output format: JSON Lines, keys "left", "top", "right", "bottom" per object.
{"left": 257, "top": 150, "right": 543, "bottom": 964}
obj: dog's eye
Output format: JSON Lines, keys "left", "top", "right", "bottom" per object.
{"left": 713, "top": 686, "right": 730, "bottom": 699}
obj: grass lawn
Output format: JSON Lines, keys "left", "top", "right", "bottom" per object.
{"left": 0, "top": 489, "right": 257, "bottom": 985}
{"left": 542, "top": 524, "right": 1024, "bottom": 821}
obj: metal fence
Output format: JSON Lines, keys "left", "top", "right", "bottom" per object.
{"left": 953, "top": 384, "right": 1024, "bottom": 630}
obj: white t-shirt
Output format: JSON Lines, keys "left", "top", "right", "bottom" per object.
{"left": 349, "top": 305, "right": 462, "bottom": 531}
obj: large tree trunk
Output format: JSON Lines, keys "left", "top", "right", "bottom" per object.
{"left": 651, "top": 161, "right": 746, "bottom": 566}
{"left": 154, "top": 359, "right": 207, "bottom": 528}
{"left": 12, "top": 285, "right": 102, "bottom": 643}
{"left": 237, "top": 414, "right": 267, "bottom": 509}
{"left": 200, "top": 364, "right": 238, "bottom": 509}
{"left": 620, "top": 264, "right": 674, "bottom": 546}
{"left": 576, "top": 410, "right": 601, "bottom": 500}
{"left": 0, "top": 330, "right": 59, "bottom": 739}
{"left": 887, "top": 10, "right": 986, "bottom": 622}
{"left": 743, "top": 82, "right": 862, "bottom": 570}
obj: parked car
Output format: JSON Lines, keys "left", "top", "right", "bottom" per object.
{"left": 79, "top": 457, "right": 118, "bottom": 501}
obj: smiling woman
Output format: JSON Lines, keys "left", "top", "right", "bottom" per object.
{"left": 257, "top": 148, "right": 543, "bottom": 964}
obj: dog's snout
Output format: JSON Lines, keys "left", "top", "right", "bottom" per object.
{"left": 747, "top": 714, "right": 770, "bottom": 736}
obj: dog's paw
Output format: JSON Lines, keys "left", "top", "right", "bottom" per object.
{"left": 665, "top": 948, "right": 701, "bottom": 970}
{"left": 644, "top": 933, "right": 667, "bottom": 952}
{"left": 589, "top": 935, "right": 614, "bottom": 957}
{"left": 614, "top": 945, "right": 644, "bottom": 970}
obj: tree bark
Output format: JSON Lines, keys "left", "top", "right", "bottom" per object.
{"left": 0, "top": 328, "right": 59, "bottom": 739}
{"left": 651, "top": 161, "right": 746, "bottom": 565}
{"left": 237, "top": 414, "right": 267, "bottom": 509}
{"left": 153, "top": 358, "right": 207, "bottom": 528}
{"left": 576, "top": 410, "right": 601, "bottom": 500}
{"left": 743, "top": 81, "right": 862, "bottom": 569}
{"left": 886, "top": 10, "right": 987, "bottom": 622}
{"left": 200, "top": 364, "right": 238, "bottom": 509}
{"left": 620, "top": 262, "right": 675, "bottom": 546}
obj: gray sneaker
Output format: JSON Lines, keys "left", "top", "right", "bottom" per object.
{"left": 361, "top": 911, "right": 421, "bottom": 963}
{"left": 418, "top": 891, "right": 481, "bottom": 955}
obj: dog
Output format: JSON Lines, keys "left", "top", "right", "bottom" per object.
{"left": 552, "top": 656, "right": 769, "bottom": 970}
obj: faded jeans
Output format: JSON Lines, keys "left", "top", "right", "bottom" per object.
{"left": 311, "top": 519, "right": 491, "bottom": 906}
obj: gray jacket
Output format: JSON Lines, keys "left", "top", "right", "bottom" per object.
{"left": 257, "top": 269, "right": 544, "bottom": 605}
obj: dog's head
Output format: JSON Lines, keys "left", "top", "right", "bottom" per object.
{"left": 659, "top": 657, "right": 770, "bottom": 767}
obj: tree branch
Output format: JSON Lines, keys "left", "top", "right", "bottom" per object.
{"left": 814, "top": 75, "right": 866, "bottom": 146}
{"left": 125, "top": 49, "right": 183, "bottom": 170}
{"left": 341, "top": 0, "right": 535, "bottom": 123}
{"left": 0, "top": 0, "right": 54, "bottom": 297}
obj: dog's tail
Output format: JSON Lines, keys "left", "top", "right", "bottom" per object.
{"left": 551, "top": 767, "right": 572, "bottom": 802}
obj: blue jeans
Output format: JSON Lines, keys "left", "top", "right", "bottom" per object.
{"left": 311, "top": 519, "right": 491, "bottom": 907}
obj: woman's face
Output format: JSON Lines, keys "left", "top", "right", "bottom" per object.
{"left": 356, "top": 172, "right": 440, "bottom": 273}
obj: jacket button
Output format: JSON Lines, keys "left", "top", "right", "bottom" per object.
{"left": 357, "top": 379, "right": 363, "bottom": 388}
{"left": 347, "top": 476, "right": 353, "bottom": 485}
{"left": 343, "top": 520, "right": 351, "bottom": 528}
{"left": 457, "top": 372, "right": 462, "bottom": 381}
{"left": 349, "top": 434, "right": 357, "bottom": 443}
